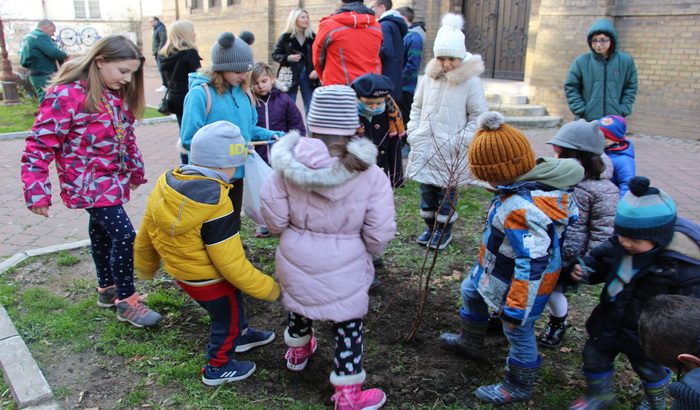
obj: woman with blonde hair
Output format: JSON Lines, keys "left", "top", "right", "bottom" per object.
{"left": 21, "top": 35, "right": 162, "bottom": 328}
{"left": 272, "top": 8, "right": 319, "bottom": 114}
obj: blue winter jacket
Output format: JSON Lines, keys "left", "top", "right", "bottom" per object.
{"left": 378, "top": 11, "right": 408, "bottom": 100}
{"left": 604, "top": 139, "right": 635, "bottom": 198}
{"left": 180, "top": 72, "right": 279, "bottom": 179}
{"left": 402, "top": 22, "right": 426, "bottom": 94}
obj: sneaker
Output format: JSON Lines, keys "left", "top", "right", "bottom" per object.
{"left": 255, "top": 226, "right": 271, "bottom": 238}
{"left": 285, "top": 336, "right": 317, "bottom": 371}
{"left": 97, "top": 285, "right": 117, "bottom": 308}
{"left": 428, "top": 224, "right": 453, "bottom": 250}
{"left": 235, "top": 327, "right": 275, "bottom": 353}
{"left": 116, "top": 293, "right": 163, "bottom": 328}
{"left": 332, "top": 384, "right": 386, "bottom": 410}
{"left": 201, "top": 360, "right": 256, "bottom": 386}
{"left": 155, "top": 85, "right": 168, "bottom": 93}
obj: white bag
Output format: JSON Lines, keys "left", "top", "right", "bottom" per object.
{"left": 243, "top": 152, "right": 274, "bottom": 225}
{"left": 276, "top": 66, "right": 293, "bottom": 92}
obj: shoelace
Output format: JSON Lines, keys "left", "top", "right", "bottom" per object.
{"left": 285, "top": 345, "right": 310, "bottom": 361}
{"left": 330, "top": 389, "right": 358, "bottom": 410}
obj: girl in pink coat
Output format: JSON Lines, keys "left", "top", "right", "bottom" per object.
{"left": 20, "top": 35, "right": 161, "bottom": 328}
{"left": 260, "top": 85, "right": 395, "bottom": 410}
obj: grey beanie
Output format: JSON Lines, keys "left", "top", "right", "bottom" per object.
{"left": 307, "top": 85, "right": 360, "bottom": 136}
{"left": 211, "top": 32, "right": 254, "bottom": 73}
{"left": 190, "top": 121, "right": 247, "bottom": 168}
{"left": 546, "top": 119, "right": 605, "bottom": 155}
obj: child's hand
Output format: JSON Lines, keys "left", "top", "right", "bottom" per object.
{"left": 571, "top": 264, "right": 585, "bottom": 281}
{"left": 129, "top": 183, "right": 141, "bottom": 191}
{"left": 29, "top": 206, "right": 49, "bottom": 218}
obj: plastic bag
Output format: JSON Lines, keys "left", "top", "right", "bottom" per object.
{"left": 243, "top": 152, "right": 274, "bottom": 225}
{"left": 276, "top": 66, "right": 293, "bottom": 92}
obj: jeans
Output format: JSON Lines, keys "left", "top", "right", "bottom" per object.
{"left": 460, "top": 276, "right": 539, "bottom": 363}
{"left": 582, "top": 339, "right": 668, "bottom": 382}
{"left": 419, "top": 184, "right": 458, "bottom": 219}
{"left": 287, "top": 66, "right": 314, "bottom": 116}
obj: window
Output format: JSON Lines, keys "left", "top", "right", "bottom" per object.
{"left": 74, "top": 0, "right": 101, "bottom": 19}
{"left": 209, "top": 0, "right": 221, "bottom": 7}
{"left": 191, "top": 0, "right": 202, "bottom": 9}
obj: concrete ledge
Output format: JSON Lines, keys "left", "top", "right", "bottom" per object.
{"left": 25, "top": 240, "right": 90, "bottom": 257}
{"left": 0, "top": 131, "right": 30, "bottom": 141}
{"left": 0, "top": 253, "right": 29, "bottom": 275}
{"left": 0, "top": 332, "right": 53, "bottom": 408}
{"left": 0, "top": 305, "right": 18, "bottom": 340}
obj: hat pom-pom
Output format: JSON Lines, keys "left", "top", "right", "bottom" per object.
{"left": 628, "top": 176, "right": 650, "bottom": 196}
{"left": 478, "top": 111, "right": 505, "bottom": 131}
{"left": 217, "top": 32, "right": 235, "bottom": 49}
{"left": 441, "top": 13, "right": 464, "bottom": 30}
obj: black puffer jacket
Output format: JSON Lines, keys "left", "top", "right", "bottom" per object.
{"left": 582, "top": 217, "right": 700, "bottom": 357}
{"left": 160, "top": 48, "right": 202, "bottom": 117}
{"left": 272, "top": 32, "right": 319, "bottom": 94}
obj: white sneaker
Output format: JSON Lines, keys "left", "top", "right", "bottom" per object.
{"left": 155, "top": 86, "right": 168, "bottom": 93}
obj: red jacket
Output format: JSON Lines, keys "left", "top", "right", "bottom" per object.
{"left": 313, "top": 8, "right": 383, "bottom": 86}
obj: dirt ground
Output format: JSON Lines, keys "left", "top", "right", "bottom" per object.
{"left": 6, "top": 242, "right": 641, "bottom": 409}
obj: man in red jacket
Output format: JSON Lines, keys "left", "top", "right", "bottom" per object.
{"left": 313, "top": 0, "right": 383, "bottom": 86}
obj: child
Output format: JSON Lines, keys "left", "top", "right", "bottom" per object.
{"left": 539, "top": 119, "right": 619, "bottom": 347}
{"left": 569, "top": 176, "right": 700, "bottom": 409}
{"left": 351, "top": 72, "right": 406, "bottom": 189}
{"left": 180, "top": 32, "right": 282, "bottom": 221}
{"left": 134, "top": 121, "right": 280, "bottom": 386}
{"left": 404, "top": 13, "right": 489, "bottom": 250}
{"left": 249, "top": 61, "right": 306, "bottom": 237}
{"left": 639, "top": 295, "right": 700, "bottom": 410}
{"left": 440, "top": 111, "right": 583, "bottom": 405}
{"left": 260, "top": 85, "right": 396, "bottom": 409}
{"left": 20, "top": 35, "right": 162, "bottom": 328}
{"left": 600, "top": 115, "right": 635, "bottom": 198}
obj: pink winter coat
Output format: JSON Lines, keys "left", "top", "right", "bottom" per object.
{"left": 21, "top": 80, "right": 146, "bottom": 209}
{"left": 260, "top": 132, "right": 396, "bottom": 322}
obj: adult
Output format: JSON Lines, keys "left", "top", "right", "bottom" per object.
{"left": 370, "top": 0, "right": 407, "bottom": 101}
{"left": 564, "top": 18, "right": 638, "bottom": 122}
{"left": 20, "top": 20, "right": 67, "bottom": 103}
{"left": 158, "top": 20, "right": 202, "bottom": 163}
{"left": 396, "top": 6, "right": 426, "bottom": 125}
{"left": 272, "top": 8, "right": 319, "bottom": 115}
{"left": 313, "top": 0, "right": 383, "bottom": 86}
{"left": 149, "top": 17, "right": 168, "bottom": 93}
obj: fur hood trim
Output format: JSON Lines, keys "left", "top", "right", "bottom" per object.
{"left": 425, "top": 54, "right": 485, "bottom": 85}
{"left": 269, "top": 131, "right": 378, "bottom": 191}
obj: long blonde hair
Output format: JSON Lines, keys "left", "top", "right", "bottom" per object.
{"left": 159, "top": 20, "right": 197, "bottom": 57}
{"left": 49, "top": 35, "right": 145, "bottom": 118}
{"left": 283, "top": 9, "right": 314, "bottom": 38}
{"left": 198, "top": 66, "right": 254, "bottom": 106}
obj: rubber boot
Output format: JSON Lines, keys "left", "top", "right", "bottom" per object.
{"left": 428, "top": 222, "right": 453, "bottom": 250}
{"left": 636, "top": 368, "right": 671, "bottom": 410}
{"left": 330, "top": 370, "right": 386, "bottom": 410}
{"left": 439, "top": 308, "right": 487, "bottom": 359}
{"left": 475, "top": 355, "right": 542, "bottom": 404}
{"left": 416, "top": 217, "right": 435, "bottom": 245}
{"left": 539, "top": 314, "right": 569, "bottom": 348}
{"left": 569, "top": 368, "right": 617, "bottom": 410}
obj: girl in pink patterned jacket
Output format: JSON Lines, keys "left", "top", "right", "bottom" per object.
{"left": 20, "top": 35, "right": 162, "bottom": 329}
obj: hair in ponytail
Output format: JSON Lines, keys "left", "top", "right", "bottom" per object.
{"left": 313, "top": 133, "right": 370, "bottom": 172}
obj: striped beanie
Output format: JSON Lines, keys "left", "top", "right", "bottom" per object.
{"left": 615, "top": 176, "right": 677, "bottom": 247}
{"left": 307, "top": 85, "right": 360, "bottom": 136}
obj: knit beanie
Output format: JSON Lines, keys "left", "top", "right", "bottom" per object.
{"left": 190, "top": 121, "right": 247, "bottom": 168}
{"left": 546, "top": 119, "right": 605, "bottom": 155}
{"left": 599, "top": 115, "right": 627, "bottom": 142}
{"left": 238, "top": 30, "right": 255, "bottom": 46}
{"left": 211, "top": 32, "right": 254, "bottom": 73}
{"left": 468, "top": 112, "right": 536, "bottom": 182}
{"left": 615, "top": 176, "right": 677, "bottom": 247}
{"left": 307, "top": 85, "right": 360, "bottom": 136}
{"left": 433, "top": 13, "right": 467, "bottom": 59}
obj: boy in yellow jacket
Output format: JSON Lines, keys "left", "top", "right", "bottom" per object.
{"left": 134, "top": 121, "right": 280, "bottom": 385}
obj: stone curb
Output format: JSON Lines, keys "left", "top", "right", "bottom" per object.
{"left": 0, "top": 115, "right": 176, "bottom": 141}
{"left": 0, "top": 240, "right": 91, "bottom": 409}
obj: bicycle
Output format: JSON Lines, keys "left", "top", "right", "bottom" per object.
{"left": 56, "top": 27, "right": 100, "bottom": 49}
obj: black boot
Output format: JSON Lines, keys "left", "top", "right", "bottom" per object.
{"left": 428, "top": 222, "right": 453, "bottom": 250}
{"left": 439, "top": 309, "right": 487, "bottom": 358}
{"left": 416, "top": 218, "right": 435, "bottom": 245}
{"left": 539, "top": 314, "right": 569, "bottom": 348}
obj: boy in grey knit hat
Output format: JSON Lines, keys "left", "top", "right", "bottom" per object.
{"left": 135, "top": 121, "right": 280, "bottom": 386}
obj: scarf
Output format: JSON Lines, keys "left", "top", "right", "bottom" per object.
{"left": 355, "top": 95, "right": 406, "bottom": 139}
{"left": 606, "top": 245, "right": 660, "bottom": 300}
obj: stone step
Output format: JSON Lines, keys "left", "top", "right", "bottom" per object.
{"left": 504, "top": 115, "right": 562, "bottom": 128}
{"left": 485, "top": 93, "right": 529, "bottom": 105}
{"left": 489, "top": 103, "right": 546, "bottom": 117}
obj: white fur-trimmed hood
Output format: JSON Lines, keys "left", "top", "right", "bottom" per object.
{"left": 425, "top": 54, "right": 485, "bottom": 86}
{"left": 269, "top": 131, "right": 378, "bottom": 192}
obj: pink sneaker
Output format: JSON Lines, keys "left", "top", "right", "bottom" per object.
{"left": 284, "top": 330, "right": 317, "bottom": 371}
{"left": 331, "top": 383, "right": 386, "bottom": 410}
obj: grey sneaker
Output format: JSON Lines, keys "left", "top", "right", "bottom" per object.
{"left": 116, "top": 293, "right": 163, "bottom": 328}
{"left": 97, "top": 285, "right": 117, "bottom": 308}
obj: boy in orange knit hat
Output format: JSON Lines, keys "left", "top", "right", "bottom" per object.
{"left": 440, "top": 111, "right": 583, "bottom": 404}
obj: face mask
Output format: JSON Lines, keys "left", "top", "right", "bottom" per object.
{"left": 357, "top": 100, "right": 386, "bottom": 117}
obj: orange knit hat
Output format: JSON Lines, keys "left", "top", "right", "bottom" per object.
{"left": 468, "top": 112, "right": 536, "bottom": 182}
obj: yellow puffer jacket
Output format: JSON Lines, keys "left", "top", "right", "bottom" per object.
{"left": 134, "top": 169, "right": 279, "bottom": 302}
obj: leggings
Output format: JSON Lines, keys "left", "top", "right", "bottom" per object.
{"left": 288, "top": 312, "right": 364, "bottom": 376}
{"left": 86, "top": 205, "right": 136, "bottom": 300}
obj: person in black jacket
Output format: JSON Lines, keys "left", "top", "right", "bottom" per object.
{"left": 150, "top": 17, "right": 168, "bottom": 92}
{"left": 569, "top": 176, "right": 700, "bottom": 410}
{"left": 272, "top": 8, "right": 319, "bottom": 115}
{"left": 370, "top": 0, "right": 407, "bottom": 101}
{"left": 158, "top": 20, "right": 202, "bottom": 163}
